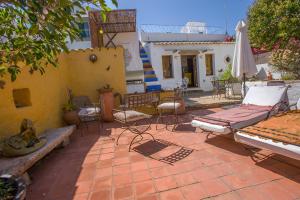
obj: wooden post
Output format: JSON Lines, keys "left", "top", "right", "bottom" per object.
{"left": 89, "top": 11, "right": 103, "bottom": 48}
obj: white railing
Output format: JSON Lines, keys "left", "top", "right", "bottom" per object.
{"left": 141, "top": 24, "right": 225, "bottom": 35}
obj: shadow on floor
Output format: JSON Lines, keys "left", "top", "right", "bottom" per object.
{"left": 133, "top": 139, "right": 194, "bottom": 165}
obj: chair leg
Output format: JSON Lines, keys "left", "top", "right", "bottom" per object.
{"left": 116, "top": 128, "right": 129, "bottom": 145}
{"left": 97, "top": 120, "right": 101, "bottom": 134}
{"left": 145, "top": 132, "right": 155, "bottom": 141}
{"left": 128, "top": 132, "right": 155, "bottom": 151}
{"left": 172, "top": 112, "right": 179, "bottom": 132}
{"left": 156, "top": 111, "right": 163, "bottom": 130}
{"left": 129, "top": 134, "right": 143, "bottom": 151}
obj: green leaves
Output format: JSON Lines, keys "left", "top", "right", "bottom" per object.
{"left": 248, "top": 0, "right": 300, "bottom": 78}
{"left": 248, "top": 0, "right": 300, "bottom": 49}
{"left": 0, "top": 0, "right": 117, "bottom": 82}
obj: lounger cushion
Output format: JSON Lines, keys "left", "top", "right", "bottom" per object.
{"left": 114, "top": 110, "right": 151, "bottom": 122}
{"left": 243, "top": 86, "right": 288, "bottom": 106}
{"left": 192, "top": 105, "right": 271, "bottom": 134}
{"left": 157, "top": 102, "right": 181, "bottom": 110}
{"left": 297, "top": 98, "right": 300, "bottom": 110}
{"left": 235, "top": 132, "right": 300, "bottom": 160}
{"left": 191, "top": 120, "right": 232, "bottom": 134}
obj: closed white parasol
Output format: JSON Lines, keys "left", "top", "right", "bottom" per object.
{"left": 232, "top": 20, "right": 257, "bottom": 96}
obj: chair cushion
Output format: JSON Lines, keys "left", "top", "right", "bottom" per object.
{"left": 157, "top": 102, "right": 181, "bottom": 110}
{"left": 78, "top": 107, "right": 100, "bottom": 117}
{"left": 114, "top": 110, "right": 151, "bottom": 122}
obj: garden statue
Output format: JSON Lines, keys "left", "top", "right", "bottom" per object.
{"left": 1, "top": 119, "right": 47, "bottom": 157}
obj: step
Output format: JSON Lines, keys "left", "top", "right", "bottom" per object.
{"left": 141, "top": 57, "right": 150, "bottom": 61}
{"left": 144, "top": 70, "right": 155, "bottom": 75}
{"left": 144, "top": 67, "right": 154, "bottom": 71}
{"left": 145, "top": 80, "right": 160, "bottom": 86}
{"left": 144, "top": 77, "right": 158, "bottom": 82}
{"left": 140, "top": 49, "right": 146, "bottom": 54}
{"left": 144, "top": 74, "right": 157, "bottom": 79}
{"left": 143, "top": 63, "right": 152, "bottom": 68}
{"left": 146, "top": 85, "right": 161, "bottom": 92}
{"left": 140, "top": 54, "right": 148, "bottom": 58}
{"left": 142, "top": 60, "right": 151, "bottom": 64}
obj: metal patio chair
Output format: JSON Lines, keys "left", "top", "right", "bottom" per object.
{"left": 156, "top": 88, "right": 183, "bottom": 131}
{"left": 72, "top": 96, "right": 102, "bottom": 134}
{"left": 211, "top": 79, "right": 227, "bottom": 99}
{"left": 113, "top": 92, "right": 158, "bottom": 151}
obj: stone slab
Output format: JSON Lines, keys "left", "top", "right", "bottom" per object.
{"left": 0, "top": 125, "right": 75, "bottom": 176}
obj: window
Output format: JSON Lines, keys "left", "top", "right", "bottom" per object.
{"left": 13, "top": 88, "right": 32, "bottom": 108}
{"left": 78, "top": 22, "right": 90, "bottom": 41}
{"left": 162, "top": 55, "right": 173, "bottom": 79}
{"left": 205, "top": 54, "right": 214, "bottom": 76}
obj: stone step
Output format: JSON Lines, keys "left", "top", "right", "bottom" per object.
{"left": 146, "top": 85, "right": 161, "bottom": 92}
{"left": 144, "top": 77, "right": 158, "bottom": 82}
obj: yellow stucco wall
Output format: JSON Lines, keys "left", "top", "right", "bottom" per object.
{"left": 0, "top": 47, "right": 125, "bottom": 138}
{"left": 65, "top": 48, "right": 126, "bottom": 102}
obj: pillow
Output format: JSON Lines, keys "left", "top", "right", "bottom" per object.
{"left": 242, "top": 86, "right": 288, "bottom": 106}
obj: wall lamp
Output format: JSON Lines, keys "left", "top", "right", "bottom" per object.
{"left": 89, "top": 54, "right": 98, "bottom": 63}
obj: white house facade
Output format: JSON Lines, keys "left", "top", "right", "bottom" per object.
{"left": 141, "top": 26, "right": 235, "bottom": 91}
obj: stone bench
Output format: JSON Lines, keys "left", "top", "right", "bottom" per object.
{"left": 0, "top": 125, "right": 75, "bottom": 183}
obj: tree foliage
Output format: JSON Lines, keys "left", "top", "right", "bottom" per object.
{"left": 248, "top": 0, "right": 300, "bottom": 78}
{"left": 270, "top": 39, "right": 300, "bottom": 78}
{"left": 0, "top": 0, "right": 117, "bottom": 82}
{"left": 248, "top": 0, "right": 300, "bottom": 49}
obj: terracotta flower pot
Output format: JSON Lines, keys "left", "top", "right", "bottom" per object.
{"left": 63, "top": 111, "right": 80, "bottom": 126}
{"left": 98, "top": 89, "right": 114, "bottom": 122}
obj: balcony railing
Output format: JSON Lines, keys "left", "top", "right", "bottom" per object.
{"left": 140, "top": 24, "right": 225, "bottom": 35}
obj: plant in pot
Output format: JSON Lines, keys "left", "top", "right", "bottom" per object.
{"left": 62, "top": 90, "right": 80, "bottom": 126}
{"left": 0, "top": 174, "right": 26, "bottom": 200}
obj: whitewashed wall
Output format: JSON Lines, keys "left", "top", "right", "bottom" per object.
{"left": 147, "top": 43, "right": 235, "bottom": 91}
{"left": 67, "top": 40, "right": 91, "bottom": 50}
{"left": 103, "top": 32, "right": 143, "bottom": 73}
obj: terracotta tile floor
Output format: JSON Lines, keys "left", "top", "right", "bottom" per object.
{"left": 27, "top": 109, "right": 300, "bottom": 200}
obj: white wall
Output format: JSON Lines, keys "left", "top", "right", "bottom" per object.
{"left": 148, "top": 42, "right": 235, "bottom": 91}
{"left": 67, "top": 40, "right": 91, "bottom": 50}
{"left": 103, "top": 32, "right": 143, "bottom": 72}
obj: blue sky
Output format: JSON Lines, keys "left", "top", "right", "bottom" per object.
{"left": 108, "top": 0, "right": 254, "bottom": 35}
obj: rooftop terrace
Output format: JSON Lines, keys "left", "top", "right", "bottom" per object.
{"left": 27, "top": 108, "right": 300, "bottom": 200}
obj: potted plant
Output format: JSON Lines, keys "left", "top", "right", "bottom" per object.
{"left": 62, "top": 89, "right": 80, "bottom": 126}
{"left": 0, "top": 175, "right": 26, "bottom": 200}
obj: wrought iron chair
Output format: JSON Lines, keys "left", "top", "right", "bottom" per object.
{"left": 181, "top": 77, "right": 189, "bottom": 97}
{"left": 156, "top": 88, "right": 183, "bottom": 131}
{"left": 72, "top": 96, "right": 102, "bottom": 134}
{"left": 113, "top": 92, "right": 158, "bottom": 151}
{"left": 211, "top": 79, "right": 227, "bottom": 99}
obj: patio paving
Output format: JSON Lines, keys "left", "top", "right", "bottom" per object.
{"left": 184, "top": 91, "right": 242, "bottom": 109}
{"left": 27, "top": 109, "right": 300, "bottom": 200}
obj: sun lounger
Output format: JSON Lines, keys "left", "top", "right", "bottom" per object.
{"left": 191, "top": 86, "right": 289, "bottom": 134}
{"left": 234, "top": 98, "right": 300, "bottom": 160}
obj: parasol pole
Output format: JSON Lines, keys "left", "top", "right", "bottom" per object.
{"left": 243, "top": 73, "right": 246, "bottom": 97}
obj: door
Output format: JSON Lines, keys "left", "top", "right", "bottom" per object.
{"left": 181, "top": 55, "right": 199, "bottom": 87}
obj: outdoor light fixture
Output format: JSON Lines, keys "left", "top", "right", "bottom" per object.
{"left": 89, "top": 54, "right": 97, "bottom": 63}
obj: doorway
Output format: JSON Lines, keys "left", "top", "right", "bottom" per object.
{"left": 181, "top": 55, "right": 198, "bottom": 87}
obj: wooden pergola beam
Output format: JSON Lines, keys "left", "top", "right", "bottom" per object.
{"left": 88, "top": 9, "right": 136, "bottom": 48}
